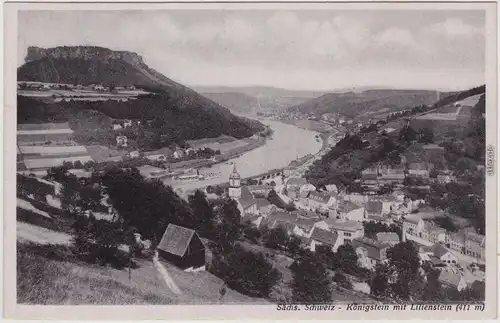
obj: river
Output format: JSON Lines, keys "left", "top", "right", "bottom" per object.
{"left": 165, "top": 119, "right": 323, "bottom": 194}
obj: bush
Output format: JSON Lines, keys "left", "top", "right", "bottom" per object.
{"left": 210, "top": 245, "right": 281, "bottom": 298}
{"left": 71, "top": 215, "right": 134, "bottom": 269}
{"left": 333, "top": 272, "right": 353, "bottom": 290}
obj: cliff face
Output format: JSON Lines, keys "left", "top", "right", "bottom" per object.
{"left": 25, "top": 46, "right": 145, "bottom": 67}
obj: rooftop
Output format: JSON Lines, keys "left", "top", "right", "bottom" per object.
{"left": 365, "top": 201, "right": 383, "bottom": 214}
{"left": 438, "top": 270, "right": 463, "bottom": 288}
{"left": 322, "top": 219, "right": 363, "bottom": 232}
{"left": 376, "top": 232, "right": 400, "bottom": 243}
{"left": 352, "top": 238, "right": 390, "bottom": 261}
{"left": 157, "top": 224, "right": 197, "bottom": 257}
{"left": 310, "top": 227, "right": 338, "bottom": 246}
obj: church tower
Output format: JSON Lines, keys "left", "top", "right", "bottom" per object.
{"left": 228, "top": 164, "right": 241, "bottom": 199}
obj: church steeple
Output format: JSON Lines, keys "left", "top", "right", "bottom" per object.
{"left": 228, "top": 163, "right": 241, "bottom": 199}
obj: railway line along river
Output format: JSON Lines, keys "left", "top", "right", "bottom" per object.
{"left": 164, "top": 119, "right": 323, "bottom": 194}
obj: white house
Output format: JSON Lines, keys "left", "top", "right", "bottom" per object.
{"left": 299, "top": 184, "right": 317, "bottom": 198}
{"left": 305, "top": 191, "right": 337, "bottom": 214}
{"left": 421, "top": 221, "right": 447, "bottom": 244}
{"left": 352, "top": 238, "right": 390, "bottom": 270}
{"left": 128, "top": 151, "right": 140, "bottom": 158}
{"left": 173, "top": 149, "right": 185, "bottom": 159}
{"left": 425, "top": 243, "right": 458, "bottom": 265}
{"left": 116, "top": 135, "right": 128, "bottom": 148}
{"left": 402, "top": 214, "right": 425, "bottom": 237}
{"left": 123, "top": 120, "right": 133, "bottom": 128}
{"left": 308, "top": 227, "right": 339, "bottom": 252}
{"left": 113, "top": 124, "right": 123, "bottom": 130}
{"left": 314, "top": 219, "right": 364, "bottom": 250}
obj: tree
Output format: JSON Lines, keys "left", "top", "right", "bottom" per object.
{"left": 315, "top": 244, "right": 338, "bottom": 270}
{"left": 188, "top": 190, "right": 216, "bottom": 239}
{"left": 102, "top": 167, "right": 194, "bottom": 241}
{"left": 241, "top": 221, "right": 262, "bottom": 244}
{"left": 335, "top": 244, "right": 358, "bottom": 273}
{"left": 370, "top": 263, "right": 391, "bottom": 298}
{"left": 419, "top": 128, "right": 434, "bottom": 144}
{"left": 290, "top": 250, "right": 332, "bottom": 303}
{"left": 333, "top": 272, "right": 353, "bottom": 290}
{"left": 263, "top": 227, "right": 288, "bottom": 250}
{"left": 386, "top": 241, "right": 423, "bottom": 300}
{"left": 78, "top": 184, "right": 103, "bottom": 212}
{"left": 286, "top": 235, "right": 303, "bottom": 255}
{"left": 210, "top": 244, "right": 281, "bottom": 298}
{"left": 214, "top": 198, "right": 242, "bottom": 251}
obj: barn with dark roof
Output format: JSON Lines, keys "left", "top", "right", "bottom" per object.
{"left": 157, "top": 224, "right": 206, "bottom": 270}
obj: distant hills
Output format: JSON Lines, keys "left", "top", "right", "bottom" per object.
{"left": 192, "top": 85, "right": 326, "bottom": 99}
{"left": 287, "top": 89, "right": 450, "bottom": 120}
{"left": 17, "top": 46, "right": 265, "bottom": 148}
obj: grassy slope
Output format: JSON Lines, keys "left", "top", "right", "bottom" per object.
{"left": 17, "top": 241, "right": 268, "bottom": 305}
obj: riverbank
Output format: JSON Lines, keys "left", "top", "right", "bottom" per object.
{"left": 165, "top": 120, "right": 322, "bottom": 195}
{"left": 169, "top": 129, "right": 271, "bottom": 171}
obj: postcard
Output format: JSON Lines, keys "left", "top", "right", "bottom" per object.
{"left": 3, "top": 1, "right": 498, "bottom": 320}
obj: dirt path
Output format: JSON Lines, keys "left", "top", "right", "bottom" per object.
{"left": 153, "top": 252, "right": 182, "bottom": 295}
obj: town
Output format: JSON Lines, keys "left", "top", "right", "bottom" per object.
{"left": 13, "top": 9, "right": 489, "bottom": 310}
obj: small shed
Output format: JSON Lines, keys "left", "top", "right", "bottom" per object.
{"left": 157, "top": 224, "right": 206, "bottom": 271}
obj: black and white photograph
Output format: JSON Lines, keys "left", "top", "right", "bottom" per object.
{"left": 3, "top": 2, "right": 498, "bottom": 320}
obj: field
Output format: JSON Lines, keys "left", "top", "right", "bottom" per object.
{"left": 86, "top": 145, "right": 128, "bottom": 162}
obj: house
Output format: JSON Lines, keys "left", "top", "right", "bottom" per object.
{"left": 421, "top": 221, "right": 447, "bottom": 244}
{"left": 293, "top": 217, "right": 316, "bottom": 238}
{"left": 378, "top": 166, "right": 405, "bottom": 184}
{"left": 364, "top": 201, "right": 383, "bottom": 219}
{"left": 92, "top": 84, "right": 106, "bottom": 91}
{"left": 144, "top": 152, "right": 167, "bottom": 162}
{"left": 376, "top": 232, "right": 400, "bottom": 246}
{"left": 438, "top": 270, "right": 467, "bottom": 291}
{"left": 247, "top": 185, "right": 271, "bottom": 197}
{"left": 255, "top": 198, "right": 276, "bottom": 216}
{"left": 402, "top": 214, "right": 425, "bottom": 237}
{"left": 361, "top": 167, "right": 378, "bottom": 180}
{"left": 337, "top": 201, "right": 365, "bottom": 221}
{"left": 260, "top": 211, "right": 297, "bottom": 234}
{"left": 113, "top": 124, "right": 123, "bottom": 130}
{"left": 299, "top": 184, "right": 317, "bottom": 198}
{"left": 157, "top": 224, "right": 206, "bottom": 271}
{"left": 116, "top": 135, "right": 128, "bottom": 148}
{"left": 325, "top": 184, "right": 338, "bottom": 193}
{"left": 237, "top": 195, "right": 259, "bottom": 216}
{"left": 173, "top": 148, "right": 185, "bottom": 159}
{"left": 465, "top": 231, "right": 485, "bottom": 261}
{"left": 436, "top": 174, "right": 455, "bottom": 184}
{"left": 286, "top": 186, "right": 300, "bottom": 200}
{"left": 308, "top": 227, "right": 339, "bottom": 252}
{"left": 123, "top": 120, "right": 133, "bottom": 128}
{"left": 128, "top": 151, "right": 140, "bottom": 158}
{"left": 352, "top": 238, "right": 390, "bottom": 270}
{"left": 408, "top": 163, "right": 433, "bottom": 178}
{"left": 314, "top": 219, "right": 364, "bottom": 249}
{"left": 244, "top": 214, "right": 264, "bottom": 228}
{"left": 447, "top": 230, "right": 466, "bottom": 254}
{"left": 305, "top": 191, "right": 337, "bottom": 214}
{"left": 422, "top": 244, "right": 458, "bottom": 265}
{"left": 286, "top": 177, "right": 308, "bottom": 190}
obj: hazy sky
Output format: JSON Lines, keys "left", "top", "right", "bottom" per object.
{"left": 18, "top": 10, "right": 486, "bottom": 91}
